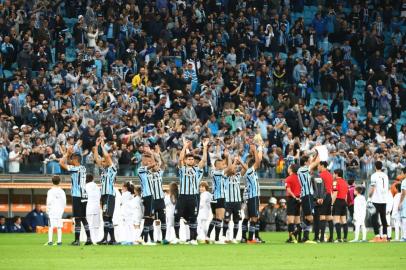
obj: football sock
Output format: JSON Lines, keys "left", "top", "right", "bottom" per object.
{"left": 161, "top": 222, "right": 167, "bottom": 240}
{"left": 57, "top": 228, "right": 62, "bottom": 243}
{"left": 233, "top": 222, "right": 239, "bottom": 239}
{"left": 223, "top": 221, "right": 229, "bottom": 237}
{"left": 74, "top": 218, "right": 81, "bottom": 241}
{"left": 320, "top": 220, "right": 326, "bottom": 241}
{"left": 248, "top": 222, "right": 256, "bottom": 240}
{"left": 174, "top": 220, "right": 180, "bottom": 239}
{"left": 81, "top": 218, "right": 91, "bottom": 240}
{"left": 295, "top": 224, "right": 302, "bottom": 242}
{"left": 215, "top": 219, "right": 222, "bottom": 241}
{"left": 102, "top": 216, "right": 109, "bottom": 241}
{"left": 342, "top": 223, "right": 348, "bottom": 239}
{"left": 335, "top": 223, "right": 342, "bottom": 240}
{"left": 207, "top": 219, "right": 215, "bottom": 238}
{"left": 328, "top": 220, "right": 334, "bottom": 240}
{"left": 255, "top": 223, "right": 260, "bottom": 239}
{"left": 241, "top": 219, "right": 248, "bottom": 240}
{"left": 108, "top": 217, "right": 116, "bottom": 242}
{"left": 48, "top": 226, "right": 54, "bottom": 243}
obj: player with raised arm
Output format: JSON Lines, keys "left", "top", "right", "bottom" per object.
{"left": 94, "top": 138, "right": 118, "bottom": 245}
{"left": 223, "top": 156, "right": 243, "bottom": 244}
{"left": 240, "top": 144, "right": 263, "bottom": 244}
{"left": 59, "top": 146, "right": 92, "bottom": 246}
{"left": 137, "top": 148, "right": 156, "bottom": 245}
{"left": 172, "top": 137, "right": 209, "bottom": 245}
{"left": 297, "top": 152, "right": 320, "bottom": 244}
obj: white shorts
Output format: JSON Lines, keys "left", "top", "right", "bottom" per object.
{"left": 87, "top": 214, "right": 101, "bottom": 229}
{"left": 49, "top": 218, "right": 63, "bottom": 228}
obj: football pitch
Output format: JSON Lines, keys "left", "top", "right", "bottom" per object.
{"left": 0, "top": 233, "right": 404, "bottom": 270}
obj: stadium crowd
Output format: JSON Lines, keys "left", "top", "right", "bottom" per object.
{"left": 0, "top": 0, "right": 403, "bottom": 179}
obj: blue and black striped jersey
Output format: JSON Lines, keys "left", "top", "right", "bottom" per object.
{"left": 244, "top": 167, "right": 260, "bottom": 199}
{"left": 67, "top": 165, "right": 87, "bottom": 198}
{"left": 211, "top": 169, "right": 225, "bottom": 200}
{"left": 138, "top": 166, "right": 154, "bottom": 197}
{"left": 150, "top": 169, "right": 165, "bottom": 200}
{"left": 298, "top": 166, "right": 314, "bottom": 197}
{"left": 224, "top": 172, "right": 242, "bottom": 203}
{"left": 178, "top": 166, "right": 203, "bottom": 195}
{"left": 101, "top": 165, "right": 117, "bottom": 196}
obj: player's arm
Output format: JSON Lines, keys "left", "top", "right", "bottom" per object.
{"left": 179, "top": 137, "right": 189, "bottom": 167}
{"left": 198, "top": 138, "right": 209, "bottom": 169}
{"left": 154, "top": 145, "right": 166, "bottom": 171}
{"left": 309, "top": 151, "right": 320, "bottom": 171}
{"left": 253, "top": 144, "right": 262, "bottom": 170}
{"left": 237, "top": 156, "right": 248, "bottom": 176}
{"left": 224, "top": 156, "right": 238, "bottom": 176}
{"left": 59, "top": 146, "right": 73, "bottom": 171}
{"left": 368, "top": 176, "right": 376, "bottom": 198}
{"left": 93, "top": 138, "right": 102, "bottom": 167}
{"left": 101, "top": 140, "right": 113, "bottom": 166}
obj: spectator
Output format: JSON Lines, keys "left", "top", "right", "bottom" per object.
{"left": 9, "top": 216, "right": 25, "bottom": 233}
{"left": 8, "top": 144, "right": 22, "bottom": 173}
{"left": 259, "top": 197, "right": 278, "bottom": 232}
{"left": 0, "top": 215, "right": 8, "bottom": 233}
{"left": 25, "top": 204, "right": 48, "bottom": 232}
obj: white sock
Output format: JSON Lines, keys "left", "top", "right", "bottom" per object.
{"left": 379, "top": 225, "right": 383, "bottom": 237}
{"left": 387, "top": 226, "right": 392, "bottom": 238}
{"left": 354, "top": 224, "right": 360, "bottom": 241}
{"left": 134, "top": 228, "right": 141, "bottom": 241}
{"left": 361, "top": 225, "right": 367, "bottom": 241}
{"left": 402, "top": 219, "right": 406, "bottom": 239}
{"left": 48, "top": 227, "right": 54, "bottom": 243}
{"left": 57, "top": 228, "right": 62, "bottom": 243}
{"left": 394, "top": 221, "right": 400, "bottom": 241}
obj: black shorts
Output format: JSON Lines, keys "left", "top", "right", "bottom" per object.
{"left": 319, "top": 194, "right": 332, "bottom": 216}
{"left": 225, "top": 202, "right": 242, "bottom": 221}
{"left": 154, "top": 199, "right": 166, "bottom": 221}
{"left": 333, "top": 198, "right": 347, "bottom": 216}
{"left": 210, "top": 201, "right": 217, "bottom": 215}
{"left": 72, "top": 197, "right": 87, "bottom": 218}
{"left": 215, "top": 198, "right": 225, "bottom": 209}
{"left": 247, "top": 196, "right": 259, "bottom": 218}
{"left": 143, "top": 196, "right": 154, "bottom": 217}
{"left": 175, "top": 194, "right": 199, "bottom": 220}
{"left": 301, "top": 195, "right": 314, "bottom": 216}
{"left": 287, "top": 197, "right": 301, "bottom": 216}
{"left": 154, "top": 198, "right": 165, "bottom": 211}
{"left": 101, "top": 194, "right": 115, "bottom": 217}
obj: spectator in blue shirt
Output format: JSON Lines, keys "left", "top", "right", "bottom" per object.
{"left": 24, "top": 204, "right": 48, "bottom": 232}
{"left": 312, "top": 13, "right": 326, "bottom": 39}
{"left": 9, "top": 216, "right": 25, "bottom": 233}
{"left": 207, "top": 115, "right": 219, "bottom": 136}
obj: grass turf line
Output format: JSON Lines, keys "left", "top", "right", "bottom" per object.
{"left": 0, "top": 232, "right": 405, "bottom": 270}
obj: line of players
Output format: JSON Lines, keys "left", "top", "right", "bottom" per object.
{"left": 284, "top": 152, "right": 395, "bottom": 243}
{"left": 46, "top": 137, "right": 266, "bottom": 245}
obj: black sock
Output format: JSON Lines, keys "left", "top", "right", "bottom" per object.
{"left": 343, "top": 223, "right": 348, "bottom": 240}
{"left": 215, "top": 219, "right": 222, "bottom": 241}
{"left": 255, "top": 223, "right": 260, "bottom": 239}
{"left": 207, "top": 219, "right": 215, "bottom": 238}
{"left": 288, "top": 224, "right": 295, "bottom": 240}
{"left": 296, "top": 224, "right": 302, "bottom": 242}
{"left": 320, "top": 220, "right": 326, "bottom": 241}
{"left": 148, "top": 220, "right": 154, "bottom": 242}
{"left": 241, "top": 219, "right": 248, "bottom": 240}
{"left": 108, "top": 217, "right": 116, "bottom": 242}
{"left": 328, "top": 221, "right": 334, "bottom": 240}
{"left": 102, "top": 217, "right": 109, "bottom": 241}
{"left": 81, "top": 218, "right": 91, "bottom": 240}
{"left": 143, "top": 219, "right": 150, "bottom": 242}
{"left": 74, "top": 218, "right": 81, "bottom": 241}
{"left": 248, "top": 222, "right": 256, "bottom": 240}
{"left": 223, "top": 221, "right": 229, "bottom": 237}
{"left": 233, "top": 222, "right": 239, "bottom": 239}
{"left": 190, "top": 221, "right": 197, "bottom": 240}
{"left": 174, "top": 220, "right": 180, "bottom": 239}
{"left": 335, "top": 223, "right": 342, "bottom": 240}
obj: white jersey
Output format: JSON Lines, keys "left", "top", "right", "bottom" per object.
{"left": 353, "top": 195, "right": 366, "bottom": 223}
{"left": 46, "top": 187, "right": 66, "bottom": 219}
{"left": 370, "top": 171, "right": 389, "bottom": 204}
{"left": 198, "top": 191, "right": 212, "bottom": 220}
{"left": 165, "top": 194, "right": 176, "bottom": 225}
{"left": 121, "top": 191, "right": 139, "bottom": 224}
{"left": 85, "top": 182, "right": 101, "bottom": 215}
{"left": 392, "top": 193, "right": 401, "bottom": 219}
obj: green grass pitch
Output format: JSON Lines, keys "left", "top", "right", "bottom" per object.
{"left": 0, "top": 233, "right": 405, "bottom": 270}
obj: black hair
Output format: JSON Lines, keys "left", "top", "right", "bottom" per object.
{"left": 334, "top": 169, "right": 343, "bottom": 178}
{"left": 123, "top": 181, "right": 135, "bottom": 194}
{"left": 185, "top": 153, "right": 195, "bottom": 159}
{"left": 402, "top": 167, "right": 406, "bottom": 174}
{"left": 289, "top": 164, "right": 298, "bottom": 174}
{"left": 375, "top": 161, "right": 383, "bottom": 170}
{"left": 300, "top": 155, "right": 309, "bottom": 166}
{"left": 355, "top": 186, "right": 363, "bottom": 195}
{"left": 13, "top": 216, "right": 21, "bottom": 223}
{"left": 319, "top": 161, "right": 328, "bottom": 168}
{"left": 86, "top": 174, "right": 94, "bottom": 183}
{"left": 348, "top": 178, "right": 355, "bottom": 185}
{"left": 52, "top": 175, "right": 61, "bottom": 185}
{"left": 134, "top": 185, "right": 141, "bottom": 195}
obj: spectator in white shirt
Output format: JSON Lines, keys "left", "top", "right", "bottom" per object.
{"left": 8, "top": 144, "right": 22, "bottom": 173}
